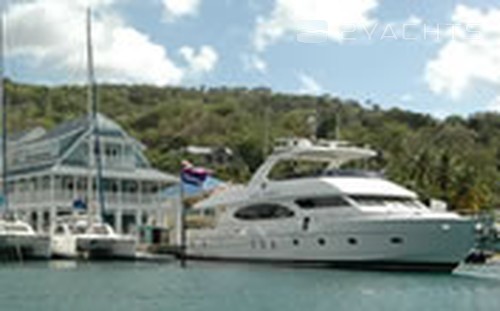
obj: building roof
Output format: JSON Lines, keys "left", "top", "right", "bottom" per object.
{"left": 52, "top": 165, "right": 179, "bottom": 183}
{"left": 30, "top": 113, "right": 124, "bottom": 143}
{"left": 9, "top": 127, "right": 47, "bottom": 143}
{"left": 3, "top": 114, "right": 174, "bottom": 183}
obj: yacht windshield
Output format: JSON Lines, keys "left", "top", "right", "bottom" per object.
{"left": 269, "top": 159, "right": 381, "bottom": 181}
{"left": 90, "top": 225, "right": 111, "bottom": 235}
{"left": 269, "top": 160, "right": 329, "bottom": 180}
{"left": 349, "top": 195, "right": 423, "bottom": 208}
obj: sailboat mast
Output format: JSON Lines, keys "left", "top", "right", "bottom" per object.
{"left": 86, "top": 8, "right": 106, "bottom": 220}
{"left": 0, "top": 13, "right": 8, "bottom": 212}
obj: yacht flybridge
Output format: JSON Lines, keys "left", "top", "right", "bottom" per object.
{"left": 185, "top": 138, "right": 475, "bottom": 272}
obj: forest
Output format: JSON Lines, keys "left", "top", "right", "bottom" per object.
{"left": 4, "top": 80, "right": 500, "bottom": 212}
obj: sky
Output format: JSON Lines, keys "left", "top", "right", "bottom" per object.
{"left": 2, "top": 0, "right": 500, "bottom": 117}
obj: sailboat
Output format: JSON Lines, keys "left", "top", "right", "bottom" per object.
{"left": 0, "top": 13, "right": 51, "bottom": 260}
{"left": 50, "top": 8, "right": 136, "bottom": 260}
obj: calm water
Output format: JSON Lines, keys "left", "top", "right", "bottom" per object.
{"left": 1, "top": 261, "right": 500, "bottom": 311}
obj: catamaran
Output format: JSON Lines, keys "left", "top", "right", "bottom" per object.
{"left": 51, "top": 212, "right": 135, "bottom": 259}
{"left": 49, "top": 8, "right": 135, "bottom": 259}
{"left": 184, "top": 138, "right": 475, "bottom": 272}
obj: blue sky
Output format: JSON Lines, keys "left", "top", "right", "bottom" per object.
{"left": 3, "top": 0, "right": 500, "bottom": 117}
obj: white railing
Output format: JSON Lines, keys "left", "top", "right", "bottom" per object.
{"left": 10, "top": 190, "right": 162, "bottom": 210}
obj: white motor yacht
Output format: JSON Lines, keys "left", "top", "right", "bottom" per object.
{"left": 0, "top": 217, "right": 51, "bottom": 260}
{"left": 185, "top": 138, "right": 475, "bottom": 272}
{"left": 51, "top": 214, "right": 136, "bottom": 260}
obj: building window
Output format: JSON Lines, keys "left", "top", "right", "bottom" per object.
{"left": 55, "top": 225, "right": 65, "bottom": 235}
{"left": 234, "top": 204, "right": 294, "bottom": 221}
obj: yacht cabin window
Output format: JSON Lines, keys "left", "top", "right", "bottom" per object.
{"left": 90, "top": 225, "right": 111, "bottom": 235}
{"left": 234, "top": 204, "right": 295, "bottom": 221}
{"left": 349, "top": 195, "right": 422, "bottom": 208}
{"left": 295, "top": 196, "right": 351, "bottom": 209}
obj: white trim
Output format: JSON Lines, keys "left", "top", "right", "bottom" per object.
{"left": 55, "top": 128, "right": 92, "bottom": 167}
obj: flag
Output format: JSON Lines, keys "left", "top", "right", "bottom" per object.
{"left": 181, "top": 160, "right": 212, "bottom": 186}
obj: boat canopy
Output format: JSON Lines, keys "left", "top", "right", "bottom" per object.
{"left": 247, "top": 138, "right": 379, "bottom": 190}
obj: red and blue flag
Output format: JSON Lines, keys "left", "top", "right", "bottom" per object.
{"left": 181, "top": 160, "right": 212, "bottom": 186}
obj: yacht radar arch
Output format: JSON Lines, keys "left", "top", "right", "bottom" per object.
{"left": 248, "top": 138, "right": 378, "bottom": 190}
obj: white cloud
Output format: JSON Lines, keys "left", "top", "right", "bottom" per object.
{"left": 400, "top": 93, "right": 414, "bottom": 103}
{"left": 162, "top": 0, "right": 201, "bottom": 19}
{"left": 5, "top": 0, "right": 216, "bottom": 85}
{"left": 425, "top": 5, "right": 500, "bottom": 99}
{"left": 254, "top": 0, "right": 378, "bottom": 51}
{"left": 242, "top": 54, "right": 267, "bottom": 73}
{"left": 179, "top": 45, "right": 218, "bottom": 76}
{"left": 297, "top": 73, "right": 323, "bottom": 95}
{"left": 488, "top": 96, "right": 500, "bottom": 112}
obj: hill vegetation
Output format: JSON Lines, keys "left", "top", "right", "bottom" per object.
{"left": 5, "top": 80, "right": 500, "bottom": 212}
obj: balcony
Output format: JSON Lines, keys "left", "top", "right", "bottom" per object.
{"left": 9, "top": 189, "right": 164, "bottom": 211}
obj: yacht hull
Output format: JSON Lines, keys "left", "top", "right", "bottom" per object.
{"left": 0, "top": 234, "right": 51, "bottom": 259}
{"left": 185, "top": 255, "right": 458, "bottom": 272}
{"left": 185, "top": 217, "right": 475, "bottom": 272}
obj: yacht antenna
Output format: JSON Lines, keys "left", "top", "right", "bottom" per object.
{"left": 263, "top": 105, "right": 270, "bottom": 157}
{"left": 335, "top": 106, "right": 341, "bottom": 140}
{"left": 0, "top": 13, "right": 8, "bottom": 213}
{"left": 307, "top": 114, "right": 317, "bottom": 141}
{"left": 86, "top": 8, "right": 106, "bottom": 221}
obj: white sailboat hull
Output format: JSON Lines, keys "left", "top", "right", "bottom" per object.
{"left": 0, "top": 234, "right": 51, "bottom": 259}
{"left": 51, "top": 235, "right": 136, "bottom": 260}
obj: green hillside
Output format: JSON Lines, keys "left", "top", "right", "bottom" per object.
{"left": 4, "top": 80, "right": 500, "bottom": 212}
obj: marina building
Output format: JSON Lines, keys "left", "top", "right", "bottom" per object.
{"left": 1, "top": 114, "right": 178, "bottom": 234}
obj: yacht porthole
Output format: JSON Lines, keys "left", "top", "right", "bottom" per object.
{"left": 260, "top": 240, "right": 266, "bottom": 249}
{"left": 390, "top": 237, "right": 403, "bottom": 244}
{"left": 293, "top": 239, "right": 300, "bottom": 246}
{"left": 347, "top": 238, "right": 358, "bottom": 245}
{"left": 270, "top": 240, "right": 276, "bottom": 249}
{"left": 318, "top": 238, "right": 326, "bottom": 246}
